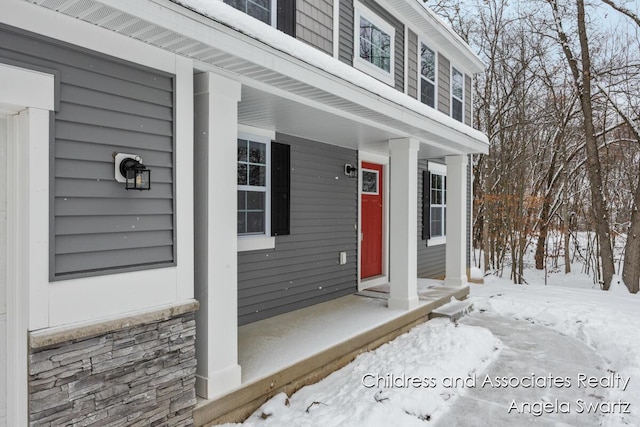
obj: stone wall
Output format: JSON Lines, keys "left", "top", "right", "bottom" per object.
{"left": 28, "top": 304, "right": 198, "bottom": 426}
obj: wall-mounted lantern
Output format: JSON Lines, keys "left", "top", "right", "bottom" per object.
{"left": 344, "top": 163, "right": 358, "bottom": 178}
{"left": 114, "top": 153, "right": 151, "bottom": 191}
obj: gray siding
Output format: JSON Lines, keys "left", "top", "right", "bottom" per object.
{"left": 238, "top": 134, "right": 358, "bottom": 325}
{"left": 465, "top": 74, "right": 472, "bottom": 126}
{"left": 0, "top": 25, "right": 174, "bottom": 279}
{"left": 437, "top": 53, "right": 450, "bottom": 116}
{"left": 407, "top": 29, "right": 418, "bottom": 99}
{"left": 339, "top": 0, "right": 404, "bottom": 91}
{"left": 417, "top": 160, "right": 445, "bottom": 279}
{"left": 297, "top": 0, "right": 333, "bottom": 55}
{"left": 338, "top": 0, "right": 354, "bottom": 64}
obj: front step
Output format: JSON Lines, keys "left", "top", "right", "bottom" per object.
{"left": 431, "top": 298, "right": 473, "bottom": 322}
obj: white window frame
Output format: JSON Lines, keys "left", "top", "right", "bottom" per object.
{"left": 451, "top": 66, "right": 464, "bottom": 122}
{"left": 353, "top": 2, "right": 395, "bottom": 86}
{"left": 418, "top": 39, "right": 437, "bottom": 109}
{"left": 427, "top": 161, "right": 446, "bottom": 246}
{"left": 224, "top": 0, "right": 277, "bottom": 27}
{"left": 237, "top": 126, "right": 276, "bottom": 252}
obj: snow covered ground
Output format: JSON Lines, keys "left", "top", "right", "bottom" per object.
{"left": 223, "top": 269, "right": 640, "bottom": 426}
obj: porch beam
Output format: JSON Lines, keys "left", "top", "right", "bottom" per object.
{"left": 194, "top": 72, "right": 242, "bottom": 399}
{"left": 388, "top": 138, "right": 419, "bottom": 310}
{"left": 444, "top": 154, "right": 469, "bottom": 287}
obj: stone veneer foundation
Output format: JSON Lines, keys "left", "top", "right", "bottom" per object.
{"left": 28, "top": 301, "right": 199, "bottom": 426}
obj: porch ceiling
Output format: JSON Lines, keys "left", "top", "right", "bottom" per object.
{"left": 25, "top": 0, "right": 489, "bottom": 158}
{"left": 240, "top": 86, "right": 453, "bottom": 159}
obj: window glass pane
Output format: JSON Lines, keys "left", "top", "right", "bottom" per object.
{"left": 238, "top": 212, "right": 246, "bottom": 234}
{"left": 225, "top": 0, "right": 245, "bottom": 11}
{"left": 249, "top": 165, "right": 266, "bottom": 186}
{"left": 247, "top": 2, "right": 269, "bottom": 24}
{"left": 452, "top": 68, "right": 463, "bottom": 99}
{"left": 238, "top": 191, "right": 266, "bottom": 235}
{"left": 382, "top": 56, "right": 390, "bottom": 73}
{"left": 249, "top": 141, "right": 266, "bottom": 164}
{"left": 225, "top": 0, "right": 270, "bottom": 24}
{"left": 237, "top": 163, "right": 247, "bottom": 185}
{"left": 420, "top": 44, "right": 435, "bottom": 81}
{"left": 421, "top": 79, "right": 435, "bottom": 108}
{"left": 452, "top": 98, "right": 463, "bottom": 122}
{"left": 238, "top": 190, "right": 246, "bottom": 210}
{"left": 359, "top": 15, "right": 391, "bottom": 73}
{"left": 362, "top": 170, "right": 378, "bottom": 193}
{"left": 430, "top": 207, "right": 442, "bottom": 237}
{"left": 247, "top": 212, "right": 265, "bottom": 233}
{"left": 237, "top": 139, "right": 248, "bottom": 161}
{"left": 247, "top": 191, "right": 265, "bottom": 210}
{"left": 444, "top": 177, "right": 447, "bottom": 203}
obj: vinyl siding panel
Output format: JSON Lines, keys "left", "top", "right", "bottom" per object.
{"left": 360, "top": 0, "right": 404, "bottom": 91}
{"left": 417, "top": 160, "right": 445, "bottom": 278}
{"left": 0, "top": 25, "right": 175, "bottom": 280}
{"left": 238, "top": 134, "right": 358, "bottom": 325}
{"left": 465, "top": 74, "right": 472, "bottom": 127}
{"left": 296, "top": 0, "right": 333, "bottom": 55}
{"left": 437, "top": 53, "right": 450, "bottom": 116}
{"left": 407, "top": 29, "right": 418, "bottom": 99}
{"left": 338, "top": 0, "right": 354, "bottom": 64}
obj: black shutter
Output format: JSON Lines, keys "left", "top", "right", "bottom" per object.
{"left": 422, "top": 170, "right": 431, "bottom": 242}
{"left": 277, "top": 0, "right": 296, "bottom": 37}
{"left": 271, "top": 142, "right": 291, "bottom": 236}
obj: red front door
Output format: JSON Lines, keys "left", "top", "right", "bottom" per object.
{"left": 361, "top": 162, "right": 383, "bottom": 279}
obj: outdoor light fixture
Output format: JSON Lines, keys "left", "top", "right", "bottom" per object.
{"left": 344, "top": 163, "right": 358, "bottom": 178}
{"left": 114, "top": 153, "right": 151, "bottom": 191}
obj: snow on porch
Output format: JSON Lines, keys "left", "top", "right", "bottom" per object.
{"left": 239, "top": 279, "right": 465, "bottom": 383}
{"left": 194, "top": 279, "right": 469, "bottom": 424}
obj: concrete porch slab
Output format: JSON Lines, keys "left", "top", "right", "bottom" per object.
{"left": 194, "top": 279, "right": 469, "bottom": 426}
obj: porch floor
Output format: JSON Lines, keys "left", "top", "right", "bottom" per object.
{"left": 195, "top": 279, "right": 469, "bottom": 426}
{"left": 240, "top": 279, "right": 460, "bottom": 382}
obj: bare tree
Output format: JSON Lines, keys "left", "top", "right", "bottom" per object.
{"left": 545, "top": 0, "right": 616, "bottom": 289}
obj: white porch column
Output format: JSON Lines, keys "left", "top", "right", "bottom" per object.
{"left": 445, "top": 155, "right": 469, "bottom": 287}
{"left": 388, "top": 138, "right": 419, "bottom": 310}
{"left": 194, "top": 73, "right": 242, "bottom": 399}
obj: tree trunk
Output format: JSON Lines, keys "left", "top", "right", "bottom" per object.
{"left": 622, "top": 173, "right": 640, "bottom": 293}
{"left": 549, "top": 0, "right": 615, "bottom": 288}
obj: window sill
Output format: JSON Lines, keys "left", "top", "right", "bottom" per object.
{"left": 238, "top": 236, "right": 276, "bottom": 252}
{"left": 427, "top": 236, "right": 446, "bottom": 246}
{"left": 353, "top": 59, "right": 395, "bottom": 87}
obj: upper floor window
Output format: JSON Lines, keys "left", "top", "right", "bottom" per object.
{"left": 354, "top": 3, "right": 395, "bottom": 85}
{"left": 420, "top": 43, "right": 436, "bottom": 108}
{"left": 224, "top": 0, "right": 276, "bottom": 26}
{"left": 451, "top": 67, "right": 464, "bottom": 122}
